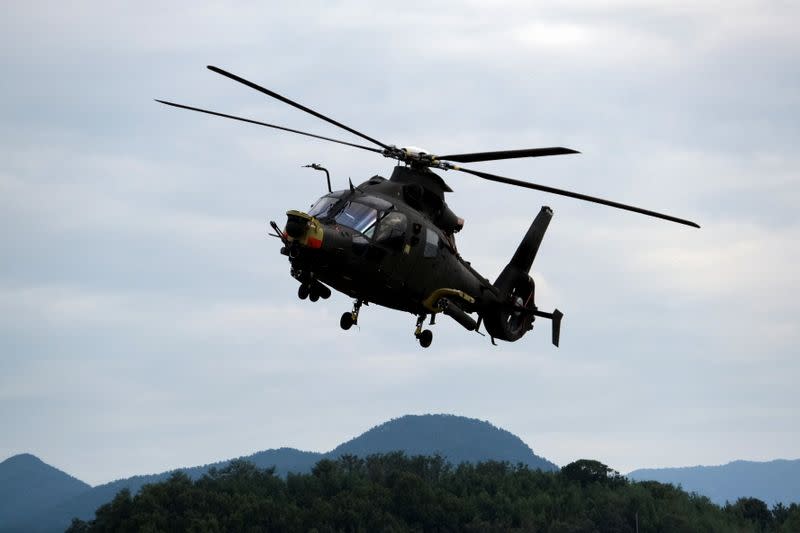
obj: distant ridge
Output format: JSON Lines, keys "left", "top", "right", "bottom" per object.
{"left": 0, "top": 414, "right": 554, "bottom": 532}
{"left": 627, "top": 458, "right": 800, "bottom": 506}
{"left": 0, "top": 453, "right": 90, "bottom": 531}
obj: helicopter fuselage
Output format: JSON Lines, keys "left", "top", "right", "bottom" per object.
{"left": 280, "top": 170, "right": 494, "bottom": 319}
{"left": 277, "top": 165, "right": 562, "bottom": 348}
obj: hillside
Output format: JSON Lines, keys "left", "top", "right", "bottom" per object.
{"left": 67, "top": 454, "right": 800, "bottom": 532}
{"left": 0, "top": 454, "right": 90, "bottom": 530}
{"left": 9, "top": 415, "right": 796, "bottom": 532}
{"left": 628, "top": 459, "right": 800, "bottom": 506}
{"left": 1, "top": 414, "right": 553, "bottom": 532}
{"left": 21, "top": 448, "right": 323, "bottom": 533}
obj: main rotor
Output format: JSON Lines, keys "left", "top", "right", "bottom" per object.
{"left": 157, "top": 65, "right": 700, "bottom": 229}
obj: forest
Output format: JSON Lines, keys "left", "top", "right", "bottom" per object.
{"left": 66, "top": 453, "right": 800, "bottom": 532}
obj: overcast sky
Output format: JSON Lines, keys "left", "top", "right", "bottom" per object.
{"left": 1, "top": 1, "right": 798, "bottom": 486}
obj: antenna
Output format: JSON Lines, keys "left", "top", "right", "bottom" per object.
{"left": 303, "top": 163, "right": 331, "bottom": 193}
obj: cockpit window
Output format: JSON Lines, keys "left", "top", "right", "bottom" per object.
{"left": 334, "top": 201, "right": 380, "bottom": 236}
{"left": 424, "top": 228, "right": 439, "bottom": 257}
{"left": 308, "top": 191, "right": 345, "bottom": 218}
{"left": 374, "top": 212, "right": 407, "bottom": 242}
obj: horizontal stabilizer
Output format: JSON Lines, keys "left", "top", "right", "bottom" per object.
{"left": 534, "top": 309, "right": 564, "bottom": 347}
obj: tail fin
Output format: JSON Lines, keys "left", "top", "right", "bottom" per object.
{"left": 493, "top": 206, "right": 552, "bottom": 295}
{"left": 484, "top": 207, "right": 562, "bottom": 344}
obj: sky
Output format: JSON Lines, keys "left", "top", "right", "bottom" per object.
{"left": 1, "top": 1, "right": 798, "bottom": 486}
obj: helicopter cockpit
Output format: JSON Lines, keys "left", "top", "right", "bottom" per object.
{"left": 335, "top": 202, "right": 380, "bottom": 236}
{"left": 309, "top": 192, "right": 394, "bottom": 239}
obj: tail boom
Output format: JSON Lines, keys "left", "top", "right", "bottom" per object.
{"left": 483, "top": 206, "right": 562, "bottom": 346}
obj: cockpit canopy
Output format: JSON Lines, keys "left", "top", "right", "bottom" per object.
{"left": 309, "top": 191, "right": 394, "bottom": 238}
{"left": 308, "top": 190, "right": 346, "bottom": 219}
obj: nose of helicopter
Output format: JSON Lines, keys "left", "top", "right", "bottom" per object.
{"left": 281, "top": 210, "right": 356, "bottom": 261}
{"left": 284, "top": 210, "right": 324, "bottom": 249}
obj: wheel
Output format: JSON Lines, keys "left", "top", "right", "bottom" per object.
{"left": 298, "top": 284, "right": 309, "bottom": 300}
{"left": 340, "top": 312, "right": 354, "bottom": 330}
{"left": 319, "top": 285, "right": 331, "bottom": 299}
{"left": 418, "top": 329, "right": 433, "bottom": 348}
{"left": 309, "top": 286, "right": 320, "bottom": 302}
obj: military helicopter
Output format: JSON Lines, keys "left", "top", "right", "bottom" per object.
{"left": 157, "top": 66, "right": 699, "bottom": 348}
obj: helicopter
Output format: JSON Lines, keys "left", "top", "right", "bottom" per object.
{"left": 157, "top": 66, "right": 699, "bottom": 348}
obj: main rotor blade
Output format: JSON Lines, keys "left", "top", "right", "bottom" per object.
{"left": 439, "top": 147, "right": 579, "bottom": 163}
{"left": 454, "top": 166, "right": 700, "bottom": 228}
{"left": 155, "top": 100, "right": 383, "bottom": 154}
{"left": 207, "top": 65, "right": 391, "bottom": 151}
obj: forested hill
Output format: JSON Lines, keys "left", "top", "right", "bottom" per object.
{"left": 67, "top": 455, "right": 800, "bottom": 532}
{"left": 0, "top": 414, "right": 555, "bottom": 532}
{"left": 330, "top": 414, "right": 557, "bottom": 471}
{"left": 628, "top": 459, "right": 800, "bottom": 506}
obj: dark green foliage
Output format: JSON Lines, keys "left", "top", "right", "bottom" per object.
{"left": 560, "top": 459, "right": 623, "bottom": 486}
{"left": 0, "top": 415, "right": 558, "bottom": 533}
{"left": 68, "top": 454, "right": 798, "bottom": 533}
{"left": 777, "top": 504, "right": 800, "bottom": 532}
{"left": 11, "top": 414, "right": 557, "bottom": 532}
{"left": 727, "top": 497, "right": 773, "bottom": 531}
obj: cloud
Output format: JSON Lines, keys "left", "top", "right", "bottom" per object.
{"left": 1, "top": 0, "right": 799, "bottom": 484}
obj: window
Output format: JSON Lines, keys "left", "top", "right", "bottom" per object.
{"left": 374, "top": 212, "right": 407, "bottom": 243}
{"left": 424, "top": 228, "right": 439, "bottom": 257}
{"left": 334, "top": 201, "right": 379, "bottom": 235}
{"left": 308, "top": 191, "right": 345, "bottom": 218}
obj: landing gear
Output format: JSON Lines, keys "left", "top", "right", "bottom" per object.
{"left": 341, "top": 299, "right": 362, "bottom": 331}
{"left": 414, "top": 314, "right": 434, "bottom": 348}
{"left": 340, "top": 312, "right": 354, "bottom": 330}
{"left": 310, "top": 283, "right": 331, "bottom": 301}
{"left": 418, "top": 329, "right": 433, "bottom": 348}
{"left": 297, "top": 280, "right": 331, "bottom": 302}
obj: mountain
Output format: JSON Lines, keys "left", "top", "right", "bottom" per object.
{"left": 329, "top": 414, "right": 557, "bottom": 471}
{"left": 6, "top": 418, "right": 798, "bottom": 532}
{"left": 0, "top": 453, "right": 90, "bottom": 530}
{"left": 627, "top": 458, "right": 800, "bottom": 506}
{"left": 1, "top": 414, "right": 554, "bottom": 532}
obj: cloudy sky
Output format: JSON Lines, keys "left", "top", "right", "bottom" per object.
{"left": 1, "top": 1, "right": 797, "bottom": 486}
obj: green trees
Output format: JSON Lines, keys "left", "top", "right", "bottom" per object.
{"left": 560, "top": 459, "right": 623, "bottom": 486}
{"left": 67, "top": 454, "right": 796, "bottom": 532}
{"left": 725, "top": 498, "right": 800, "bottom": 532}
{"left": 728, "top": 497, "right": 773, "bottom": 530}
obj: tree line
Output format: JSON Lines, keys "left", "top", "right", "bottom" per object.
{"left": 66, "top": 453, "right": 800, "bottom": 532}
